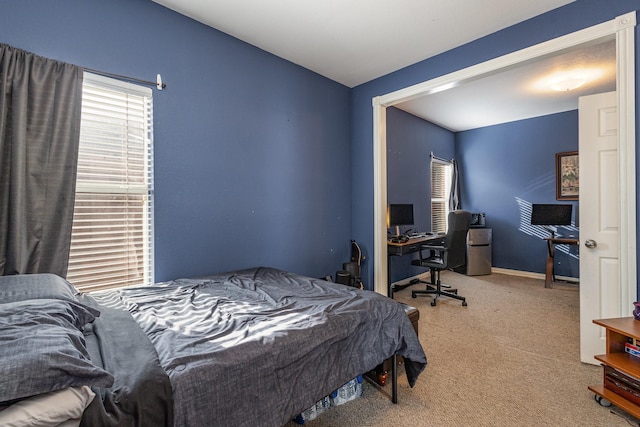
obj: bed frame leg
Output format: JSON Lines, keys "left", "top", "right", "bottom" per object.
{"left": 391, "top": 354, "right": 398, "bottom": 403}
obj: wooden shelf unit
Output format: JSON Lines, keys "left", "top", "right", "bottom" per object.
{"left": 589, "top": 317, "right": 640, "bottom": 419}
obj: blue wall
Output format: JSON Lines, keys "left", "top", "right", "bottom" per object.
{"left": 457, "top": 111, "right": 580, "bottom": 278}
{"left": 0, "top": 0, "right": 352, "bottom": 282}
{"left": 351, "top": 0, "right": 640, "bottom": 290}
{"left": 386, "top": 107, "right": 455, "bottom": 283}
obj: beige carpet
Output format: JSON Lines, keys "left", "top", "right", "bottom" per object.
{"left": 284, "top": 272, "right": 640, "bottom": 427}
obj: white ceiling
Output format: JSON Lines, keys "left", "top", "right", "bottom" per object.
{"left": 151, "top": 0, "right": 617, "bottom": 131}
{"left": 152, "top": 0, "right": 575, "bottom": 88}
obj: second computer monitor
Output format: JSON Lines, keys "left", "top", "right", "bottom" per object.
{"left": 530, "top": 203, "right": 572, "bottom": 226}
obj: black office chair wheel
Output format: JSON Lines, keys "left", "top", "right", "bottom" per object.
{"left": 462, "top": 301, "right": 468, "bottom": 307}
{"left": 411, "top": 292, "right": 417, "bottom": 298}
{"left": 431, "top": 299, "right": 437, "bottom": 306}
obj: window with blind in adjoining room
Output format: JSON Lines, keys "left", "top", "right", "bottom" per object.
{"left": 430, "top": 158, "right": 453, "bottom": 234}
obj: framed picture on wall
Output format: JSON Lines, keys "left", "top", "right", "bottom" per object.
{"left": 556, "top": 151, "right": 579, "bottom": 200}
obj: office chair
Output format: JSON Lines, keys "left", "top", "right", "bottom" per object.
{"left": 411, "top": 210, "right": 471, "bottom": 306}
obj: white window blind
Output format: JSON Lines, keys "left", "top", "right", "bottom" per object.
{"left": 431, "top": 158, "right": 453, "bottom": 233}
{"left": 66, "top": 73, "right": 154, "bottom": 292}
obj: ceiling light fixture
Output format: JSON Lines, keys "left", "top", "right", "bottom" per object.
{"left": 550, "top": 76, "right": 587, "bottom": 91}
{"left": 534, "top": 68, "right": 604, "bottom": 92}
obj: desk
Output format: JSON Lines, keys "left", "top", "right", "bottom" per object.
{"left": 543, "top": 237, "right": 579, "bottom": 288}
{"left": 388, "top": 235, "right": 443, "bottom": 298}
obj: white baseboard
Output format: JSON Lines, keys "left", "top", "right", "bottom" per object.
{"left": 491, "top": 267, "right": 579, "bottom": 283}
{"left": 491, "top": 267, "right": 543, "bottom": 280}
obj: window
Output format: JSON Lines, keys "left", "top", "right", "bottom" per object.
{"left": 66, "top": 73, "right": 154, "bottom": 292}
{"left": 430, "top": 158, "right": 453, "bottom": 233}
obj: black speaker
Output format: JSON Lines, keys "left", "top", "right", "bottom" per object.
{"left": 343, "top": 262, "right": 360, "bottom": 279}
{"left": 335, "top": 270, "right": 352, "bottom": 286}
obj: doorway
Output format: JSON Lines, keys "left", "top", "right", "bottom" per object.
{"left": 372, "top": 13, "right": 636, "bottom": 328}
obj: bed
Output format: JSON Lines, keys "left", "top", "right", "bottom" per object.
{"left": 0, "top": 267, "right": 427, "bottom": 427}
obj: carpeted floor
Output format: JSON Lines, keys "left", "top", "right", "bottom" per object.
{"left": 284, "top": 272, "right": 640, "bottom": 427}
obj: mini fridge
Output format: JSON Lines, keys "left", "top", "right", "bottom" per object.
{"left": 466, "top": 228, "right": 492, "bottom": 276}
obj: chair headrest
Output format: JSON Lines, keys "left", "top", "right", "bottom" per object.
{"left": 448, "top": 210, "right": 471, "bottom": 231}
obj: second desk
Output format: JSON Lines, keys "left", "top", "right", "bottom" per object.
{"left": 543, "top": 237, "right": 579, "bottom": 288}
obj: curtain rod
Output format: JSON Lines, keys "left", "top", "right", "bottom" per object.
{"left": 84, "top": 68, "right": 166, "bottom": 90}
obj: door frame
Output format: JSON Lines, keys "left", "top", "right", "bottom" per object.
{"left": 372, "top": 12, "right": 636, "bottom": 313}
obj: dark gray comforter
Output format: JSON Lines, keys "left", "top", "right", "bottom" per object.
{"left": 91, "top": 267, "right": 427, "bottom": 427}
{"left": 78, "top": 296, "right": 174, "bottom": 427}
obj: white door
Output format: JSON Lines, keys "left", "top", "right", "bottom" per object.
{"left": 579, "top": 91, "right": 620, "bottom": 364}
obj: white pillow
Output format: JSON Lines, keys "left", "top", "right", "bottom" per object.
{"left": 0, "top": 386, "right": 95, "bottom": 427}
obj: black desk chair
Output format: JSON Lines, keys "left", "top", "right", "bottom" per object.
{"left": 411, "top": 210, "right": 471, "bottom": 306}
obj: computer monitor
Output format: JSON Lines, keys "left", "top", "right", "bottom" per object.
{"left": 387, "top": 204, "right": 414, "bottom": 236}
{"left": 530, "top": 204, "right": 572, "bottom": 226}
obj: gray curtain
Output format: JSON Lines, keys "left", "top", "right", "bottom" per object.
{"left": 0, "top": 44, "right": 83, "bottom": 276}
{"left": 449, "top": 159, "right": 461, "bottom": 211}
